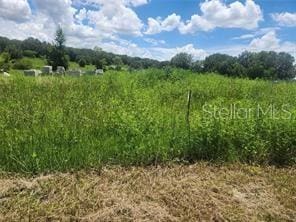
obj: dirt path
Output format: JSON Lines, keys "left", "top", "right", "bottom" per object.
{"left": 0, "top": 163, "right": 295, "bottom": 222}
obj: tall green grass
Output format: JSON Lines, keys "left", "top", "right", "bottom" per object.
{"left": 0, "top": 69, "right": 295, "bottom": 173}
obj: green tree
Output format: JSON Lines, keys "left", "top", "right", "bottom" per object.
{"left": 94, "top": 58, "right": 107, "bottom": 70}
{"left": 5, "top": 45, "right": 23, "bottom": 59}
{"left": 113, "top": 56, "right": 123, "bottom": 70}
{"left": 78, "top": 58, "right": 86, "bottom": 67}
{"left": 170, "top": 53, "right": 193, "bottom": 69}
{"left": 2, "top": 52, "right": 10, "bottom": 63}
{"left": 47, "top": 27, "right": 69, "bottom": 70}
{"left": 191, "top": 60, "right": 204, "bottom": 73}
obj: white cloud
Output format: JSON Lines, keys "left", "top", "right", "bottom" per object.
{"left": 271, "top": 12, "right": 296, "bottom": 27}
{"left": 150, "top": 44, "right": 208, "bottom": 61}
{"left": 0, "top": 0, "right": 31, "bottom": 22}
{"left": 248, "top": 31, "right": 296, "bottom": 58}
{"left": 0, "top": 0, "right": 145, "bottom": 48}
{"left": 126, "top": 0, "right": 149, "bottom": 7}
{"left": 249, "top": 31, "right": 280, "bottom": 51}
{"left": 146, "top": 0, "right": 263, "bottom": 35}
{"left": 75, "top": 0, "right": 144, "bottom": 36}
{"left": 232, "top": 34, "right": 255, "bottom": 40}
{"left": 198, "top": 0, "right": 262, "bottom": 30}
{"left": 207, "top": 31, "right": 296, "bottom": 59}
{"left": 98, "top": 40, "right": 207, "bottom": 61}
{"left": 232, "top": 27, "right": 280, "bottom": 40}
{"left": 34, "top": 0, "right": 75, "bottom": 25}
{"left": 143, "top": 38, "right": 166, "bottom": 46}
{"left": 179, "top": 15, "right": 214, "bottom": 34}
{"left": 145, "top": 18, "right": 162, "bottom": 35}
{"left": 145, "top": 13, "right": 181, "bottom": 35}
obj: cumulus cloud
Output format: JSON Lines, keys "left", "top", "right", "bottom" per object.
{"left": 248, "top": 31, "right": 296, "bottom": 57}
{"left": 34, "top": 0, "right": 75, "bottom": 25}
{"left": 145, "top": 13, "right": 181, "bottom": 34}
{"left": 232, "top": 27, "right": 280, "bottom": 41}
{"left": 150, "top": 44, "right": 208, "bottom": 61}
{"left": 72, "top": 0, "right": 145, "bottom": 36}
{"left": 249, "top": 31, "right": 280, "bottom": 51}
{"left": 146, "top": 0, "right": 263, "bottom": 35}
{"left": 0, "top": 0, "right": 146, "bottom": 45}
{"left": 271, "top": 12, "right": 296, "bottom": 27}
{"left": 143, "top": 38, "right": 166, "bottom": 46}
{"left": 215, "top": 31, "right": 296, "bottom": 58}
{"left": 0, "top": 0, "right": 31, "bottom": 22}
{"left": 126, "top": 0, "right": 149, "bottom": 7}
{"left": 98, "top": 39, "right": 207, "bottom": 61}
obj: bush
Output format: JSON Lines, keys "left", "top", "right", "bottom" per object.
{"left": 78, "top": 58, "right": 86, "bottom": 67}
{"left": 0, "top": 61, "right": 10, "bottom": 71}
{"left": 171, "top": 53, "right": 193, "bottom": 69}
{"left": 23, "top": 50, "right": 37, "bottom": 58}
{"left": 13, "top": 58, "right": 33, "bottom": 70}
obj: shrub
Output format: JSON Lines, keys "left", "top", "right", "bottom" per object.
{"left": 78, "top": 58, "right": 86, "bottom": 67}
{"left": 23, "top": 50, "right": 37, "bottom": 58}
{"left": 171, "top": 53, "right": 193, "bottom": 69}
{"left": 0, "top": 60, "right": 10, "bottom": 71}
{"left": 13, "top": 58, "right": 33, "bottom": 70}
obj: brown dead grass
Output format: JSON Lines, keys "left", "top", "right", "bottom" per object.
{"left": 0, "top": 163, "right": 295, "bottom": 222}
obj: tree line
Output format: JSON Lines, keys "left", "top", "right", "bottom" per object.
{"left": 1, "top": 29, "right": 295, "bottom": 80}
{"left": 171, "top": 52, "right": 296, "bottom": 80}
{"left": 0, "top": 28, "right": 163, "bottom": 72}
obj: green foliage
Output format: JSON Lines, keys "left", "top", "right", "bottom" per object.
{"left": 0, "top": 60, "right": 10, "bottom": 71}
{"left": 94, "top": 58, "right": 107, "bottom": 70}
{"left": 2, "top": 52, "right": 11, "bottom": 62}
{"left": 171, "top": 53, "right": 193, "bottom": 69}
{"left": 191, "top": 60, "right": 204, "bottom": 73}
{"left": 23, "top": 50, "right": 37, "bottom": 58}
{"left": 0, "top": 70, "right": 295, "bottom": 173}
{"left": 78, "top": 58, "right": 86, "bottom": 67}
{"left": 112, "top": 56, "right": 123, "bottom": 70}
{"left": 13, "top": 58, "right": 33, "bottom": 70}
{"left": 47, "top": 27, "right": 69, "bottom": 70}
{"left": 5, "top": 45, "right": 23, "bottom": 59}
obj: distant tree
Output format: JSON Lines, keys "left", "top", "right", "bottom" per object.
{"left": 47, "top": 27, "right": 69, "bottom": 70}
{"left": 191, "top": 60, "right": 204, "bottom": 73}
{"left": 94, "top": 58, "right": 107, "bottom": 70}
{"left": 0, "top": 61, "right": 10, "bottom": 72}
{"left": 276, "top": 52, "right": 295, "bottom": 80}
{"left": 5, "top": 45, "right": 23, "bottom": 59}
{"left": 22, "top": 38, "right": 48, "bottom": 57}
{"left": 113, "top": 56, "right": 123, "bottom": 70}
{"left": 238, "top": 51, "right": 295, "bottom": 80}
{"left": 2, "top": 52, "right": 11, "bottom": 63}
{"left": 78, "top": 58, "right": 86, "bottom": 67}
{"left": 170, "top": 53, "right": 193, "bottom": 69}
{"left": 23, "top": 50, "right": 37, "bottom": 58}
{"left": 13, "top": 58, "right": 33, "bottom": 70}
{"left": 204, "top": 54, "right": 234, "bottom": 75}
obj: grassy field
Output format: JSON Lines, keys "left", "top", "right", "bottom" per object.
{"left": 0, "top": 69, "right": 295, "bottom": 173}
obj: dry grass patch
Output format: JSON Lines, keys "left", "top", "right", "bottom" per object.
{"left": 0, "top": 163, "right": 295, "bottom": 221}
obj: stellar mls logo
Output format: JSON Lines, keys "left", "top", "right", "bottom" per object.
{"left": 202, "top": 103, "right": 293, "bottom": 120}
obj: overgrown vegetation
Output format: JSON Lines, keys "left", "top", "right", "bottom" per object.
{"left": 0, "top": 69, "right": 295, "bottom": 173}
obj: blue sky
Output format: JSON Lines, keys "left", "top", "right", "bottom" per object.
{"left": 0, "top": 0, "right": 295, "bottom": 60}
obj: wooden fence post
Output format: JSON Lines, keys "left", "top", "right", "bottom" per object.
{"left": 186, "top": 90, "right": 192, "bottom": 149}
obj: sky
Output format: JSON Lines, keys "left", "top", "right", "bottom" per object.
{"left": 0, "top": 0, "right": 295, "bottom": 61}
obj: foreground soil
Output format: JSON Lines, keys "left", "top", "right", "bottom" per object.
{"left": 0, "top": 163, "right": 295, "bottom": 222}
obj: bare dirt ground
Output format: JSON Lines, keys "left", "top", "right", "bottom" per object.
{"left": 0, "top": 163, "right": 295, "bottom": 222}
